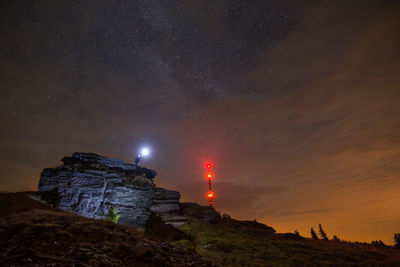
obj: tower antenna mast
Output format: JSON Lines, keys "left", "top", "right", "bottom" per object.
{"left": 206, "top": 163, "right": 215, "bottom": 206}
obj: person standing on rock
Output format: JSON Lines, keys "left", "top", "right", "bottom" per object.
{"left": 135, "top": 154, "right": 141, "bottom": 166}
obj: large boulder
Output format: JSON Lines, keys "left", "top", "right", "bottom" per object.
{"left": 38, "top": 152, "right": 181, "bottom": 228}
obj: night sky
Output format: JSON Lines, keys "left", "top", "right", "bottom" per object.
{"left": 1, "top": 0, "right": 399, "bottom": 244}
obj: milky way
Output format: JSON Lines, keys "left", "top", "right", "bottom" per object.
{"left": 1, "top": 0, "right": 399, "bottom": 244}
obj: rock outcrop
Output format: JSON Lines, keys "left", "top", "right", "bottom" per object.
{"left": 151, "top": 187, "right": 189, "bottom": 227}
{"left": 38, "top": 152, "right": 183, "bottom": 228}
{"left": 220, "top": 213, "right": 276, "bottom": 235}
{"left": 180, "top": 202, "right": 221, "bottom": 224}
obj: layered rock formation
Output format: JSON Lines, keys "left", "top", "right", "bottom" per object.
{"left": 38, "top": 153, "right": 183, "bottom": 227}
{"left": 151, "top": 187, "right": 189, "bottom": 227}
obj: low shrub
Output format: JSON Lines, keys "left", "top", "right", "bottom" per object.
{"left": 106, "top": 207, "right": 120, "bottom": 223}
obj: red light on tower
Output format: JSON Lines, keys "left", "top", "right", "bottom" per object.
{"left": 207, "top": 172, "right": 213, "bottom": 179}
{"left": 207, "top": 190, "right": 215, "bottom": 204}
{"left": 206, "top": 163, "right": 212, "bottom": 170}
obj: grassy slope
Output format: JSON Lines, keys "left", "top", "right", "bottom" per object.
{"left": 0, "top": 193, "right": 211, "bottom": 266}
{"left": 1, "top": 192, "right": 399, "bottom": 266}
{"left": 177, "top": 212, "right": 400, "bottom": 266}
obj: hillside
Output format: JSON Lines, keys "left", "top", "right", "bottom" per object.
{"left": 177, "top": 204, "right": 400, "bottom": 266}
{"left": 1, "top": 192, "right": 400, "bottom": 266}
{"left": 0, "top": 193, "right": 211, "bottom": 266}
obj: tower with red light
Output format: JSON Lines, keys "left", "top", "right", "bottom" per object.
{"left": 206, "top": 162, "right": 215, "bottom": 206}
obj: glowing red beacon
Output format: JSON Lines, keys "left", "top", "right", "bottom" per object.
{"left": 206, "top": 163, "right": 212, "bottom": 171}
{"left": 207, "top": 190, "right": 215, "bottom": 204}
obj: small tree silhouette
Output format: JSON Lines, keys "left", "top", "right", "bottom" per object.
{"left": 106, "top": 207, "right": 120, "bottom": 223}
{"left": 333, "top": 235, "right": 340, "bottom": 242}
{"left": 394, "top": 233, "right": 400, "bottom": 248}
{"left": 371, "top": 240, "right": 386, "bottom": 247}
{"left": 318, "top": 224, "right": 328, "bottom": 240}
{"left": 311, "top": 228, "right": 318, "bottom": 239}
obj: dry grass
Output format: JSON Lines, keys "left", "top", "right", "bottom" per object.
{"left": 178, "top": 209, "right": 400, "bottom": 267}
{"left": 0, "top": 192, "right": 211, "bottom": 266}
{"left": 2, "top": 192, "right": 399, "bottom": 266}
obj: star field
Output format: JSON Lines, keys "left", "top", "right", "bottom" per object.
{"left": 1, "top": 0, "right": 399, "bottom": 244}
